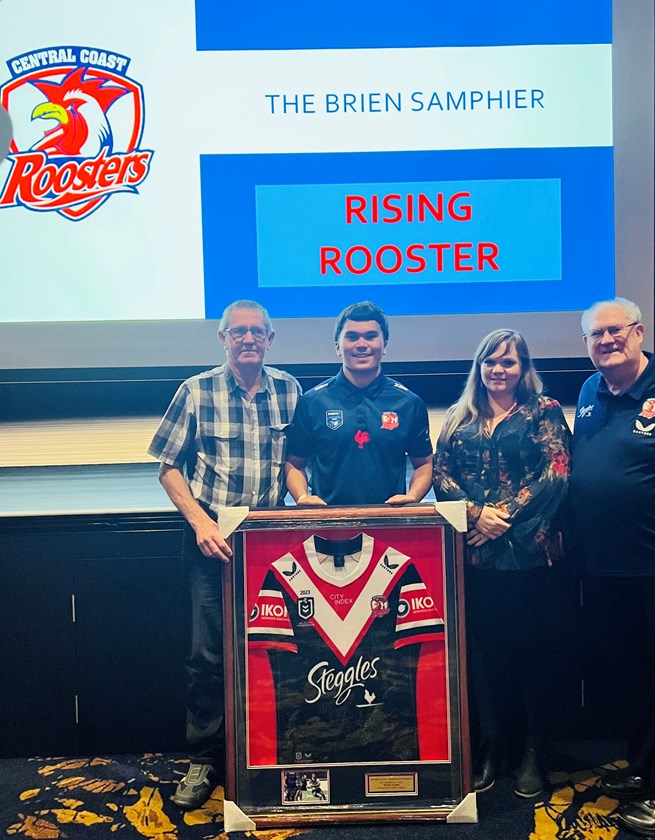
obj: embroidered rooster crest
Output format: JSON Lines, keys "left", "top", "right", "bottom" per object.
{"left": 380, "top": 411, "right": 399, "bottom": 430}
{"left": 640, "top": 398, "right": 655, "bottom": 420}
{"left": 0, "top": 46, "right": 153, "bottom": 220}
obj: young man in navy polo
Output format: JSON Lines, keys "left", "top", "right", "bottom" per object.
{"left": 285, "top": 301, "right": 433, "bottom": 506}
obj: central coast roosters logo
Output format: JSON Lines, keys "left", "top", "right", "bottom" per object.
{"left": 0, "top": 45, "right": 153, "bottom": 220}
{"left": 380, "top": 411, "right": 399, "bottom": 430}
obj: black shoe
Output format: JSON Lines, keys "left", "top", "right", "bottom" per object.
{"left": 474, "top": 756, "right": 495, "bottom": 793}
{"left": 473, "top": 734, "right": 505, "bottom": 793}
{"left": 600, "top": 768, "right": 647, "bottom": 800}
{"left": 617, "top": 799, "right": 655, "bottom": 836}
{"left": 514, "top": 746, "right": 546, "bottom": 799}
{"left": 172, "top": 763, "right": 218, "bottom": 810}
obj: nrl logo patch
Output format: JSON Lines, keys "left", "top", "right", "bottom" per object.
{"left": 326, "top": 410, "right": 343, "bottom": 430}
{"left": 0, "top": 44, "right": 154, "bottom": 220}
{"left": 298, "top": 596, "right": 315, "bottom": 620}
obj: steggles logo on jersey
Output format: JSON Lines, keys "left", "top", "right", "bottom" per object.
{"left": 305, "top": 655, "right": 380, "bottom": 706}
{"left": 0, "top": 45, "right": 154, "bottom": 220}
{"left": 380, "top": 411, "right": 399, "bottom": 430}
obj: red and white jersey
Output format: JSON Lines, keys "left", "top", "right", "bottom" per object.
{"left": 248, "top": 533, "right": 444, "bottom": 765}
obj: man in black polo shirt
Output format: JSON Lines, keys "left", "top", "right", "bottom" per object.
{"left": 285, "top": 301, "right": 433, "bottom": 506}
{"left": 569, "top": 297, "right": 655, "bottom": 836}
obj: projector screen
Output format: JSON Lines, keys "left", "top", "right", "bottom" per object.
{"left": 0, "top": 0, "right": 652, "bottom": 369}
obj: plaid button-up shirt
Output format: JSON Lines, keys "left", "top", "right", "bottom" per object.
{"left": 148, "top": 364, "right": 301, "bottom": 511}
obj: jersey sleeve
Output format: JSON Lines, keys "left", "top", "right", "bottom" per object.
{"left": 247, "top": 569, "right": 298, "bottom": 653}
{"left": 284, "top": 393, "right": 316, "bottom": 460}
{"left": 395, "top": 564, "right": 444, "bottom": 648}
{"left": 405, "top": 396, "right": 433, "bottom": 458}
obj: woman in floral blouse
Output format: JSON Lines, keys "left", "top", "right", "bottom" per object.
{"left": 433, "top": 329, "right": 571, "bottom": 799}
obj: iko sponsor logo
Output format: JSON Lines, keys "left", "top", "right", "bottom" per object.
{"left": 259, "top": 602, "right": 289, "bottom": 619}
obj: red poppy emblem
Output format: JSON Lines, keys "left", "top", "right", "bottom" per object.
{"left": 380, "top": 412, "right": 399, "bottom": 430}
{"left": 641, "top": 398, "right": 655, "bottom": 420}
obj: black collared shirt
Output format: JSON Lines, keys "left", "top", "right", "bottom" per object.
{"left": 286, "top": 369, "right": 432, "bottom": 505}
{"left": 570, "top": 353, "right": 655, "bottom": 576}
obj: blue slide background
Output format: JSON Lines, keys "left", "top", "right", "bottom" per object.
{"left": 195, "top": 1, "right": 611, "bottom": 51}
{"left": 199, "top": 147, "right": 614, "bottom": 319}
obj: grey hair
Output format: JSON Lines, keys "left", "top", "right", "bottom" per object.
{"left": 581, "top": 297, "right": 642, "bottom": 335}
{"left": 219, "top": 300, "right": 273, "bottom": 333}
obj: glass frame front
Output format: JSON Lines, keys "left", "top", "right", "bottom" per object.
{"left": 224, "top": 505, "right": 469, "bottom": 826}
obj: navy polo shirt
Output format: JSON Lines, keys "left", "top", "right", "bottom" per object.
{"left": 286, "top": 369, "right": 432, "bottom": 505}
{"left": 570, "top": 353, "right": 655, "bottom": 576}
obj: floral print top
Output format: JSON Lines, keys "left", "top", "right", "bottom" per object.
{"left": 433, "top": 396, "right": 571, "bottom": 570}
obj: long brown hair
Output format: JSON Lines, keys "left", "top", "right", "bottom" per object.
{"left": 439, "top": 329, "right": 543, "bottom": 443}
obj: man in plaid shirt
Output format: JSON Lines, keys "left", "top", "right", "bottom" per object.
{"left": 148, "top": 299, "right": 300, "bottom": 810}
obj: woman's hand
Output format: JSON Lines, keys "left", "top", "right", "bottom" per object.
{"left": 474, "top": 505, "right": 511, "bottom": 539}
{"left": 466, "top": 528, "right": 490, "bottom": 547}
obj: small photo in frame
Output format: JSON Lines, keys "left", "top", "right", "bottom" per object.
{"left": 281, "top": 769, "right": 330, "bottom": 805}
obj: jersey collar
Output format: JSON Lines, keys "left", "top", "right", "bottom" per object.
{"left": 335, "top": 368, "right": 386, "bottom": 396}
{"left": 598, "top": 352, "right": 654, "bottom": 401}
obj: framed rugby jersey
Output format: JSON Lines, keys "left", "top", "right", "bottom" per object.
{"left": 224, "top": 505, "right": 470, "bottom": 826}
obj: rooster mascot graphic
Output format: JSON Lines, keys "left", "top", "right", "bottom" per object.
{"left": 0, "top": 51, "right": 153, "bottom": 220}
{"left": 30, "top": 67, "right": 127, "bottom": 158}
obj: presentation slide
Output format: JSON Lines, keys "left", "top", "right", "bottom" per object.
{"left": 0, "top": 0, "right": 651, "bottom": 368}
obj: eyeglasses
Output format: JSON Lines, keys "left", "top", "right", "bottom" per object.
{"left": 584, "top": 322, "right": 639, "bottom": 343}
{"left": 224, "top": 326, "right": 269, "bottom": 341}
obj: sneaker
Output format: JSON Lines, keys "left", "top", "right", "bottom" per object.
{"left": 172, "top": 763, "right": 217, "bottom": 810}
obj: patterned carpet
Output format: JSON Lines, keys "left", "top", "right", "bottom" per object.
{"left": 0, "top": 747, "right": 642, "bottom": 840}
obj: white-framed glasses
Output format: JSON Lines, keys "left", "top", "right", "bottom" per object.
{"left": 584, "top": 322, "right": 639, "bottom": 343}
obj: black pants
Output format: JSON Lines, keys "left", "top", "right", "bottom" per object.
{"left": 465, "top": 566, "right": 554, "bottom": 755}
{"left": 182, "top": 523, "right": 225, "bottom": 774}
{"left": 584, "top": 575, "right": 655, "bottom": 785}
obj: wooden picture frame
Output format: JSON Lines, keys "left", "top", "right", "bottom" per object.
{"left": 224, "top": 505, "right": 470, "bottom": 826}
